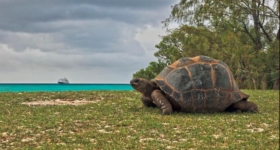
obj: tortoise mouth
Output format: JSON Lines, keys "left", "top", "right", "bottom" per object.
{"left": 130, "top": 78, "right": 140, "bottom": 86}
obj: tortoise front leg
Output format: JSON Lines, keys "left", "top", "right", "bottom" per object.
{"left": 151, "top": 90, "right": 173, "bottom": 115}
{"left": 140, "top": 95, "right": 156, "bottom": 107}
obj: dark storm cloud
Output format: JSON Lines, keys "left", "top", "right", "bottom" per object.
{"left": 0, "top": 0, "right": 175, "bottom": 52}
{"left": 0, "top": 0, "right": 174, "bottom": 32}
{"left": 0, "top": 20, "right": 144, "bottom": 55}
{"left": 0, "top": 0, "right": 179, "bottom": 83}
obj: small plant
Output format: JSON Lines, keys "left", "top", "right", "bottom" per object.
{"left": 24, "top": 97, "right": 30, "bottom": 101}
{"left": 51, "top": 93, "right": 69, "bottom": 99}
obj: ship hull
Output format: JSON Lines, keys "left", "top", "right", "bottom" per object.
{"left": 58, "top": 82, "right": 69, "bottom": 84}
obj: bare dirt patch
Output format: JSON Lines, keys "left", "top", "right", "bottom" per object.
{"left": 21, "top": 99, "right": 99, "bottom": 106}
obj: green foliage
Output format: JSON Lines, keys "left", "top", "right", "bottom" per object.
{"left": 134, "top": 0, "right": 279, "bottom": 89}
{"left": 155, "top": 24, "right": 279, "bottom": 89}
{"left": 133, "top": 60, "right": 167, "bottom": 80}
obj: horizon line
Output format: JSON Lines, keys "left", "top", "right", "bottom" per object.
{"left": 0, "top": 83, "right": 130, "bottom": 85}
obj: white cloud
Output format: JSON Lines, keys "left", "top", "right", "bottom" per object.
{"left": 135, "top": 25, "right": 165, "bottom": 61}
{"left": 0, "top": 44, "right": 149, "bottom": 83}
{"left": 134, "top": 23, "right": 180, "bottom": 61}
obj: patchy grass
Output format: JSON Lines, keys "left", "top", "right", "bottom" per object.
{"left": 0, "top": 90, "right": 279, "bottom": 149}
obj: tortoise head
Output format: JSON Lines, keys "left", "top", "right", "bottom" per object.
{"left": 130, "top": 78, "right": 157, "bottom": 97}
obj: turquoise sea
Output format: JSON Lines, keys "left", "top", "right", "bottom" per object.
{"left": 0, "top": 84, "right": 134, "bottom": 92}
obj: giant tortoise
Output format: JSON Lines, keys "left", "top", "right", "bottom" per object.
{"left": 130, "top": 56, "right": 258, "bottom": 115}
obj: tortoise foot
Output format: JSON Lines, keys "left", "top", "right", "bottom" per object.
{"left": 227, "top": 101, "right": 258, "bottom": 113}
{"left": 161, "top": 105, "right": 173, "bottom": 115}
{"left": 151, "top": 90, "right": 173, "bottom": 115}
{"left": 246, "top": 103, "right": 258, "bottom": 113}
{"left": 141, "top": 95, "right": 156, "bottom": 107}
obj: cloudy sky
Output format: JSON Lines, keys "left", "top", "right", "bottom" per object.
{"left": 0, "top": 0, "right": 180, "bottom": 83}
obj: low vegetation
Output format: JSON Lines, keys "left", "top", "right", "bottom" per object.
{"left": 0, "top": 90, "right": 279, "bottom": 149}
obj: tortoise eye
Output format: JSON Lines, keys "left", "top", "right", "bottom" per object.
{"left": 130, "top": 78, "right": 140, "bottom": 86}
{"left": 134, "top": 78, "right": 140, "bottom": 83}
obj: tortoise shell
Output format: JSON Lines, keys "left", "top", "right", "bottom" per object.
{"left": 152, "top": 55, "right": 249, "bottom": 113}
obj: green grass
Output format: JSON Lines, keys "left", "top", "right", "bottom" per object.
{"left": 0, "top": 90, "right": 279, "bottom": 149}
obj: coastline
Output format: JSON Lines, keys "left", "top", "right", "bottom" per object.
{"left": 0, "top": 84, "right": 133, "bottom": 92}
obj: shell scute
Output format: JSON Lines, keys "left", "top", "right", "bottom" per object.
{"left": 205, "top": 90, "right": 218, "bottom": 110}
{"left": 229, "top": 70, "right": 239, "bottom": 91}
{"left": 238, "top": 91, "right": 249, "bottom": 100}
{"left": 161, "top": 85, "right": 173, "bottom": 95}
{"left": 187, "top": 63, "right": 213, "bottom": 89}
{"left": 225, "top": 93, "right": 233, "bottom": 107}
{"left": 212, "top": 64, "right": 232, "bottom": 90}
{"left": 176, "top": 57, "right": 195, "bottom": 67}
{"left": 172, "top": 91, "right": 181, "bottom": 101}
{"left": 153, "top": 79, "right": 166, "bottom": 87}
{"left": 157, "top": 66, "right": 173, "bottom": 79}
{"left": 181, "top": 92, "right": 192, "bottom": 107}
{"left": 192, "top": 90, "right": 205, "bottom": 108}
{"left": 199, "top": 55, "right": 217, "bottom": 63}
{"left": 218, "top": 60, "right": 229, "bottom": 68}
{"left": 166, "top": 67, "right": 192, "bottom": 92}
{"left": 232, "top": 91, "right": 241, "bottom": 102}
{"left": 217, "top": 91, "right": 228, "bottom": 110}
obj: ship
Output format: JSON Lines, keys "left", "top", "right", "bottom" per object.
{"left": 58, "top": 77, "right": 69, "bottom": 84}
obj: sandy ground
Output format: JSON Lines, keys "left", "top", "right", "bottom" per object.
{"left": 21, "top": 99, "right": 99, "bottom": 106}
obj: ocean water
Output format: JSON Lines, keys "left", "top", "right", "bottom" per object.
{"left": 0, "top": 84, "right": 134, "bottom": 92}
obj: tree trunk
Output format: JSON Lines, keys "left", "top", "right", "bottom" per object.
{"left": 273, "top": 78, "right": 279, "bottom": 90}
{"left": 261, "top": 79, "right": 267, "bottom": 90}
{"left": 261, "top": 74, "right": 268, "bottom": 90}
{"left": 277, "top": 29, "right": 279, "bottom": 40}
{"left": 252, "top": 79, "right": 257, "bottom": 90}
{"left": 252, "top": 0, "right": 262, "bottom": 52}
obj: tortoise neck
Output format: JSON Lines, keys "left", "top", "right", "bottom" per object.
{"left": 143, "top": 81, "right": 158, "bottom": 97}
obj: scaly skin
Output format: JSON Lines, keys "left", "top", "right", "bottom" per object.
{"left": 131, "top": 78, "right": 172, "bottom": 115}
{"left": 229, "top": 101, "right": 258, "bottom": 113}
{"left": 140, "top": 95, "right": 156, "bottom": 107}
{"left": 151, "top": 90, "right": 173, "bottom": 115}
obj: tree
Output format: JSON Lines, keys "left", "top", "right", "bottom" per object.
{"left": 134, "top": 23, "right": 278, "bottom": 89}
{"left": 164, "top": 0, "right": 279, "bottom": 52}
{"left": 163, "top": 0, "right": 280, "bottom": 89}
{"left": 133, "top": 60, "right": 167, "bottom": 80}
{"left": 154, "top": 25, "right": 265, "bottom": 89}
{"left": 133, "top": 0, "right": 279, "bottom": 89}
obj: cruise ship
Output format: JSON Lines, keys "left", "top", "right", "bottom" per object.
{"left": 58, "top": 77, "right": 69, "bottom": 84}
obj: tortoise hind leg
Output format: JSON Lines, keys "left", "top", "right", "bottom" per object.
{"left": 151, "top": 90, "right": 173, "bottom": 115}
{"left": 226, "top": 101, "right": 258, "bottom": 113}
{"left": 141, "top": 95, "right": 156, "bottom": 107}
